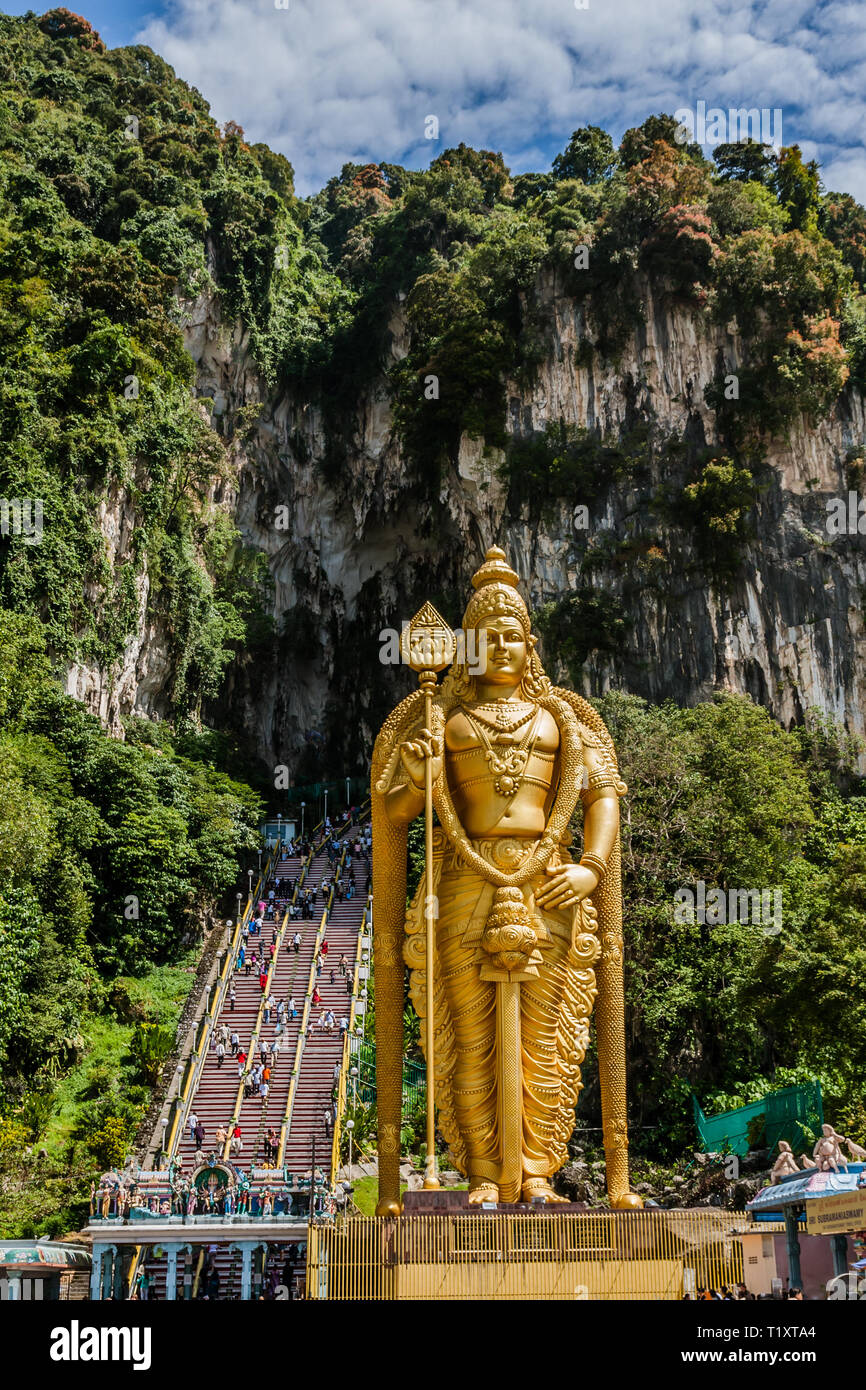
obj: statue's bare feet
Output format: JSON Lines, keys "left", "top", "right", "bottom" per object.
{"left": 522, "top": 1178, "right": 568, "bottom": 1204}
{"left": 611, "top": 1191, "right": 644, "bottom": 1210}
{"left": 468, "top": 1179, "right": 499, "bottom": 1205}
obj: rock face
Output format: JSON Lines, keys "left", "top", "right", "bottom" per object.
{"left": 64, "top": 480, "right": 171, "bottom": 737}
{"left": 66, "top": 277, "right": 866, "bottom": 773}
{"left": 555, "top": 1148, "right": 767, "bottom": 1210}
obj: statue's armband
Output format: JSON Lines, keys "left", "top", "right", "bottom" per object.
{"left": 578, "top": 728, "right": 627, "bottom": 806}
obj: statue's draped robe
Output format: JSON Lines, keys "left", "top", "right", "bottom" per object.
{"left": 404, "top": 833, "right": 603, "bottom": 1186}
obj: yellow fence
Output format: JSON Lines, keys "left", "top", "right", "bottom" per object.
{"left": 306, "top": 1209, "right": 744, "bottom": 1301}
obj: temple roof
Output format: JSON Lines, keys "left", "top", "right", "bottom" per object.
{"left": 747, "top": 1162, "right": 866, "bottom": 1213}
{"left": 0, "top": 1241, "right": 92, "bottom": 1272}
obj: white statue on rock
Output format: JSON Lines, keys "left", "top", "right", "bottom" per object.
{"left": 770, "top": 1140, "right": 800, "bottom": 1183}
{"left": 812, "top": 1124, "right": 849, "bottom": 1173}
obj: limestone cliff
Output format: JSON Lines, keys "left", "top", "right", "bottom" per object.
{"left": 117, "top": 271, "right": 861, "bottom": 776}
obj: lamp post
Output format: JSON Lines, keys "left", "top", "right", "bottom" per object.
{"left": 247, "top": 868, "right": 254, "bottom": 902}
{"left": 257, "top": 847, "right": 262, "bottom": 876}
{"left": 301, "top": 802, "right": 306, "bottom": 839}
{"left": 174, "top": 1061, "right": 184, "bottom": 1138}
{"left": 160, "top": 1117, "right": 169, "bottom": 1169}
{"left": 350, "top": 1064, "right": 359, "bottom": 1111}
{"left": 345, "top": 776, "right": 350, "bottom": 810}
{"left": 323, "top": 788, "right": 328, "bottom": 825}
{"left": 345, "top": 1119, "right": 355, "bottom": 1177}
{"left": 277, "top": 812, "right": 282, "bottom": 847}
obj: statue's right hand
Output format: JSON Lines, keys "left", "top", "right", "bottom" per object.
{"left": 399, "top": 728, "right": 442, "bottom": 791}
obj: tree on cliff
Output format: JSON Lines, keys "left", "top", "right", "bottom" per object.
{"left": 38, "top": 7, "right": 105, "bottom": 51}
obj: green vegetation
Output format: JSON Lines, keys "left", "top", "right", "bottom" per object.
{"left": 534, "top": 589, "right": 628, "bottom": 686}
{"left": 0, "top": 10, "right": 303, "bottom": 705}
{"left": 1, "top": 9, "right": 863, "bottom": 642}
{"left": 350, "top": 1175, "right": 409, "bottom": 1217}
{"left": 589, "top": 691, "right": 866, "bottom": 1158}
{"left": 0, "top": 612, "right": 261, "bottom": 1236}
{"left": 504, "top": 421, "right": 650, "bottom": 518}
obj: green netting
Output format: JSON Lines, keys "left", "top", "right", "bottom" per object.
{"left": 692, "top": 1081, "right": 823, "bottom": 1156}
{"left": 356, "top": 1039, "right": 426, "bottom": 1117}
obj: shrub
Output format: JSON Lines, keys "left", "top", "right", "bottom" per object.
{"left": 681, "top": 456, "right": 756, "bottom": 537}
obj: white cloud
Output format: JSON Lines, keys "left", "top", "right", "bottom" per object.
{"left": 137, "top": 0, "right": 866, "bottom": 202}
{"left": 822, "top": 150, "right": 866, "bottom": 203}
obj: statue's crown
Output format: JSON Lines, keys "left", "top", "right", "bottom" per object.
{"left": 463, "top": 546, "right": 530, "bottom": 638}
{"left": 471, "top": 546, "right": 521, "bottom": 593}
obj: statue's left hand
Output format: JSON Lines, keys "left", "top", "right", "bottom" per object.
{"left": 535, "top": 862, "right": 598, "bottom": 911}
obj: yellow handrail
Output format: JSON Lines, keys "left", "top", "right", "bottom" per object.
{"left": 330, "top": 897, "right": 370, "bottom": 1183}
{"left": 219, "top": 848, "right": 314, "bottom": 1162}
{"left": 191, "top": 1247, "right": 205, "bottom": 1299}
{"left": 165, "top": 846, "right": 278, "bottom": 1163}
{"left": 306, "top": 1209, "right": 746, "bottom": 1301}
{"left": 275, "top": 845, "right": 347, "bottom": 1168}
{"left": 127, "top": 1244, "right": 142, "bottom": 1299}
{"left": 219, "top": 912, "right": 286, "bottom": 1160}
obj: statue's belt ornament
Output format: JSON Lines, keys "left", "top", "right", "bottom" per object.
{"left": 481, "top": 886, "right": 540, "bottom": 978}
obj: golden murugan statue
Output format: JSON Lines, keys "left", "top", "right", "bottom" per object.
{"left": 372, "top": 547, "right": 641, "bottom": 1212}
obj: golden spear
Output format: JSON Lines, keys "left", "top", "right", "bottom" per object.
{"left": 402, "top": 603, "right": 455, "bottom": 1191}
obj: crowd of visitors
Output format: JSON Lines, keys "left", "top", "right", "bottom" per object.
{"left": 683, "top": 1284, "right": 802, "bottom": 1300}
{"left": 132, "top": 1238, "right": 311, "bottom": 1301}
{"left": 180, "top": 820, "right": 371, "bottom": 1173}
{"left": 94, "top": 818, "right": 369, "bottom": 1245}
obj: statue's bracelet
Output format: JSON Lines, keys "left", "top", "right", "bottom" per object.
{"left": 401, "top": 776, "right": 426, "bottom": 795}
{"left": 579, "top": 851, "right": 607, "bottom": 880}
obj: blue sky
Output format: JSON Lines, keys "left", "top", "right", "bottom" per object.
{"left": 2, "top": 1, "right": 167, "bottom": 43}
{"left": 4, "top": 0, "right": 866, "bottom": 202}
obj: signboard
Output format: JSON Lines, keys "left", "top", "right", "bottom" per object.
{"left": 805, "top": 1190, "right": 866, "bottom": 1236}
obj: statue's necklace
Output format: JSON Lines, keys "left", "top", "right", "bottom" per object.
{"left": 462, "top": 704, "right": 540, "bottom": 797}
{"left": 465, "top": 700, "right": 535, "bottom": 737}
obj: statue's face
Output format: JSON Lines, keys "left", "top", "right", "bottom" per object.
{"left": 476, "top": 614, "right": 528, "bottom": 685}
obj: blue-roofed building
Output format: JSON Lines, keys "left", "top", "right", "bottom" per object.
{"left": 744, "top": 1163, "right": 866, "bottom": 1298}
